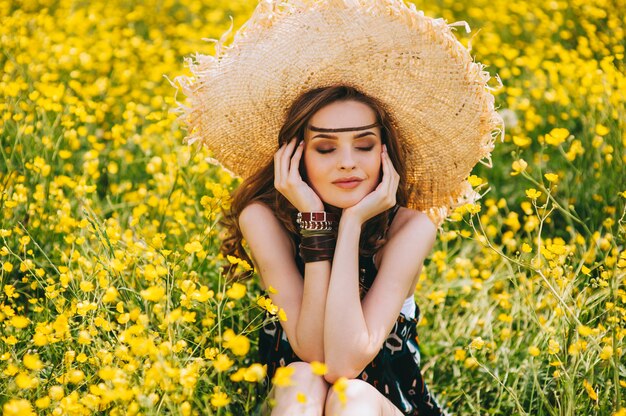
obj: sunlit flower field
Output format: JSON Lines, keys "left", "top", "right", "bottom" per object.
{"left": 1, "top": 0, "right": 624, "bottom": 414}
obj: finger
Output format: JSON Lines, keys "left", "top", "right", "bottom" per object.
{"left": 382, "top": 150, "right": 396, "bottom": 203}
{"left": 288, "top": 141, "right": 305, "bottom": 180}
{"left": 280, "top": 138, "right": 297, "bottom": 173}
{"left": 380, "top": 148, "right": 392, "bottom": 191}
{"left": 278, "top": 138, "right": 297, "bottom": 183}
{"left": 274, "top": 140, "right": 293, "bottom": 186}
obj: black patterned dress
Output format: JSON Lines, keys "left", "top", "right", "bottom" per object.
{"left": 257, "top": 206, "right": 446, "bottom": 415}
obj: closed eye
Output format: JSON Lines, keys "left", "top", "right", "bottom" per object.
{"left": 316, "top": 146, "right": 374, "bottom": 154}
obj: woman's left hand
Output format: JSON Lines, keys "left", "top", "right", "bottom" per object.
{"left": 342, "top": 145, "right": 400, "bottom": 225}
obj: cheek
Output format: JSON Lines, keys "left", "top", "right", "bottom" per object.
{"left": 302, "top": 151, "right": 323, "bottom": 185}
{"left": 368, "top": 155, "right": 383, "bottom": 178}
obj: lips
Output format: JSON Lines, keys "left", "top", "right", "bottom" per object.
{"left": 332, "top": 177, "right": 363, "bottom": 189}
{"left": 332, "top": 176, "right": 362, "bottom": 183}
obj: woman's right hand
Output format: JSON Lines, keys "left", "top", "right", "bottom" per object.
{"left": 274, "top": 138, "right": 324, "bottom": 212}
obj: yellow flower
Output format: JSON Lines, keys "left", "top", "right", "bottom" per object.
{"left": 544, "top": 173, "right": 558, "bottom": 183}
{"left": 3, "top": 335, "right": 18, "bottom": 345}
{"left": 332, "top": 377, "right": 348, "bottom": 405}
{"left": 297, "top": 392, "right": 307, "bottom": 403}
{"left": 244, "top": 364, "right": 266, "bottom": 382}
{"left": 511, "top": 159, "right": 527, "bottom": 176}
{"left": 581, "top": 266, "right": 591, "bottom": 276}
{"left": 226, "top": 283, "right": 246, "bottom": 300}
{"left": 454, "top": 349, "right": 467, "bottom": 361}
{"left": 521, "top": 243, "right": 532, "bottom": 253}
{"left": 2, "top": 261, "right": 14, "bottom": 272}
{"left": 10, "top": 316, "right": 30, "bottom": 329}
{"left": 595, "top": 124, "right": 609, "bottom": 136}
{"left": 548, "top": 339, "right": 560, "bottom": 354}
{"left": 68, "top": 369, "right": 84, "bottom": 383}
{"left": 102, "top": 286, "right": 119, "bottom": 303}
{"left": 469, "top": 337, "right": 485, "bottom": 350}
{"left": 23, "top": 353, "right": 43, "bottom": 370}
{"left": 212, "top": 354, "right": 234, "bottom": 373}
{"left": 3, "top": 399, "right": 36, "bottom": 416}
{"left": 467, "top": 175, "right": 483, "bottom": 186}
{"left": 427, "top": 290, "right": 446, "bottom": 305}
{"left": 204, "top": 347, "right": 218, "bottom": 360}
{"left": 525, "top": 188, "right": 542, "bottom": 200}
{"left": 49, "top": 385, "right": 64, "bottom": 400}
{"left": 272, "top": 366, "right": 295, "bottom": 387}
{"left": 512, "top": 135, "right": 532, "bottom": 147}
{"left": 583, "top": 379, "right": 598, "bottom": 401}
{"left": 544, "top": 128, "right": 569, "bottom": 146}
{"left": 464, "top": 357, "right": 479, "bottom": 369}
{"left": 230, "top": 368, "right": 246, "bottom": 382}
{"left": 140, "top": 286, "right": 165, "bottom": 302}
{"left": 79, "top": 281, "right": 94, "bottom": 292}
{"left": 600, "top": 345, "right": 613, "bottom": 360}
{"left": 257, "top": 296, "right": 279, "bottom": 314}
{"left": 310, "top": 361, "right": 328, "bottom": 376}
{"left": 578, "top": 325, "right": 593, "bottom": 336}
{"left": 278, "top": 308, "right": 288, "bottom": 322}
{"left": 4, "top": 363, "right": 19, "bottom": 376}
{"left": 226, "top": 255, "right": 252, "bottom": 271}
{"left": 223, "top": 329, "right": 250, "bottom": 356}
{"left": 16, "top": 372, "right": 38, "bottom": 389}
{"left": 34, "top": 396, "right": 50, "bottom": 409}
{"left": 528, "top": 346, "right": 540, "bottom": 357}
{"left": 210, "top": 389, "right": 231, "bottom": 408}
{"left": 184, "top": 241, "right": 203, "bottom": 254}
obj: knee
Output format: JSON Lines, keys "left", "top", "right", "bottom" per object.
{"left": 325, "top": 378, "right": 378, "bottom": 416}
{"left": 269, "top": 361, "right": 329, "bottom": 416}
{"left": 285, "top": 361, "right": 326, "bottom": 386}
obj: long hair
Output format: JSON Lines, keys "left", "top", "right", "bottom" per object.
{"left": 220, "top": 85, "right": 409, "bottom": 280}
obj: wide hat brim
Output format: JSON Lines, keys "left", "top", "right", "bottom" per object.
{"left": 174, "top": 0, "right": 504, "bottom": 227}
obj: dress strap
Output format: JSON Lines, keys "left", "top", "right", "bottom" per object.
{"left": 357, "top": 205, "right": 402, "bottom": 297}
{"left": 387, "top": 204, "right": 400, "bottom": 227}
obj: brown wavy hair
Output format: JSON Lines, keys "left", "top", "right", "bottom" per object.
{"left": 220, "top": 85, "right": 408, "bottom": 280}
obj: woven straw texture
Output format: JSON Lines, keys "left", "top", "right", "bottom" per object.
{"left": 173, "top": 0, "right": 505, "bottom": 227}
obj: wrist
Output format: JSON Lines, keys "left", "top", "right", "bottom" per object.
{"left": 339, "top": 209, "right": 365, "bottom": 228}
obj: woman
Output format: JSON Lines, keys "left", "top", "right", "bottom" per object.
{"left": 173, "top": 0, "right": 503, "bottom": 414}
{"left": 222, "top": 85, "right": 444, "bottom": 415}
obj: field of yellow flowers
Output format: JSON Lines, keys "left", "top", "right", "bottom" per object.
{"left": 1, "top": 0, "right": 624, "bottom": 414}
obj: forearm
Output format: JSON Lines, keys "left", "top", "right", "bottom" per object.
{"left": 323, "top": 214, "right": 371, "bottom": 374}
{"left": 294, "top": 260, "right": 331, "bottom": 362}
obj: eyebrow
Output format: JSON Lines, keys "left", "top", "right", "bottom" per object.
{"left": 308, "top": 122, "right": 380, "bottom": 140}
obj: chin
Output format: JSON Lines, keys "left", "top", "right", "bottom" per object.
{"left": 322, "top": 193, "right": 368, "bottom": 210}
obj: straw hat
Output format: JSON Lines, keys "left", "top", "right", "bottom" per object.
{"left": 173, "top": 0, "right": 504, "bottom": 227}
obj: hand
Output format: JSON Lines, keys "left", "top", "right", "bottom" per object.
{"left": 274, "top": 138, "right": 325, "bottom": 212}
{"left": 342, "top": 145, "right": 399, "bottom": 224}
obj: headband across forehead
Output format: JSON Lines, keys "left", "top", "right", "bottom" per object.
{"left": 307, "top": 122, "right": 381, "bottom": 133}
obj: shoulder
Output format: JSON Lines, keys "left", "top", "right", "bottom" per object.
{"left": 373, "top": 207, "right": 437, "bottom": 269}
{"left": 238, "top": 200, "right": 276, "bottom": 227}
{"left": 238, "top": 201, "right": 295, "bottom": 255}
{"left": 388, "top": 207, "right": 438, "bottom": 242}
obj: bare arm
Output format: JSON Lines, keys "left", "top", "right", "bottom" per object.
{"left": 323, "top": 209, "right": 437, "bottom": 382}
{"left": 239, "top": 202, "right": 330, "bottom": 362}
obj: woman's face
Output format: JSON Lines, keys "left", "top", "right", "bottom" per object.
{"left": 303, "top": 100, "right": 382, "bottom": 209}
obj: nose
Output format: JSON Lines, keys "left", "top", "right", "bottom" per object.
{"left": 338, "top": 148, "right": 356, "bottom": 170}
